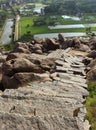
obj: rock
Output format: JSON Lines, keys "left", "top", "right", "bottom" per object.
{"left": 58, "top": 33, "right": 67, "bottom": 43}
{"left": 6, "top": 53, "right": 25, "bottom": 61}
{"left": 89, "top": 37, "right": 96, "bottom": 50}
{"left": 0, "top": 48, "right": 89, "bottom": 130}
{"left": 82, "top": 57, "right": 92, "bottom": 65}
{"left": 79, "top": 44, "right": 90, "bottom": 52}
{"left": 2, "top": 58, "right": 43, "bottom": 76}
{"left": 14, "top": 42, "right": 29, "bottom": 50}
{"left": 33, "top": 37, "right": 44, "bottom": 44}
{"left": 46, "top": 38, "right": 60, "bottom": 50}
{"left": 0, "top": 55, "right": 6, "bottom": 63}
{"left": 73, "top": 38, "right": 81, "bottom": 49}
{"left": 14, "top": 47, "right": 31, "bottom": 54}
{"left": 88, "top": 58, "right": 96, "bottom": 68}
{"left": 34, "top": 44, "right": 42, "bottom": 50}
{"left": 2, "top": 72, "right": 41, "bottom": 89}
{"left": 87, "top": 66, "right": 96, "bottom": 80}
{"left": 2, "top": 75, "right": 21, "bottom": 89}
{"left": 87, "top": 50, "right": 96, "bottom": 58}
{"left": 40, "top": 58, "right": 55, "bottom": 72}
{"left": 30, "top": 44, "right": 43, "bottom": 54}
{"left": 58, "top": 33, "right": 67, "bottom": 49}
{"left": 35, "top": 49, "right": 42, "bottom": 54}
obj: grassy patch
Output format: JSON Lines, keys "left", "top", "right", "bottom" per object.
{"left": 19, "top": 16, "right": 86, "bottom": 36}
{"left": 86, "top": 81, "right": 96, "bottom": 130}
{"left": 0, "top": 43, "right": 15, "bottom": 51}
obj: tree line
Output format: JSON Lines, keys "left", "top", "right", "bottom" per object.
{"left": 44, "top": 0, "right": 96, "bottom": 15}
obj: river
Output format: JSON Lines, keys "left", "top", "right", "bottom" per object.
{"left": 0, "top": 19, "right": 13, "bottom": 44}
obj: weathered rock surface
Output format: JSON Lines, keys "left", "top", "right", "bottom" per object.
{"left": 0, "top": 46, "right": 89, "bottom": 130}
{"left": 0, "top": 34, "right": 93, "bottom": 130}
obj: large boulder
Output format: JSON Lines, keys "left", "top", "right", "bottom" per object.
{"left": 79, "top": 44, "right": 91, "bottom": 52}
{"left": 6, "top": 53, "right": 25, "bottom": 61}
{"left": 2, "top": 72, "right": 41, "bottom": 89}
{"left": 89, "top": 37, "right": 96, "bottom": 50}
{"left": 58, "top": 33, "right": 67, "bottom": 43}
{"left": 14, "top": 47, "right": 31, "bottom": 54}
{"left": 87, "top": 66, "right": 96, "bottom": 80}
{"left": 87, "top": 50, "right": 96, "bottom": 58}
{"left": 58, "top": 34, "right": 67, "bottom": 49}
{"left": 2, "top": 58, "right": 44, "bottom": 76}
{"left": 14, "top": 42, "right": 29, "bottom": 50}
{"left": 31, "top": 44, "right": 43, "bottom": 54}
{"left": 88, "top": 59, "right": 96, "bottom": 68}
{"left": 72, "top": 38, "right": 81, "bottom": 49}
{"left": 82, "top": 57, "right": 92, "bottom": 66}
{"left": 46, "top": 38, "right": 60, "bottom": 51}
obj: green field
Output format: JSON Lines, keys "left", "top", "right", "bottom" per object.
{"left": 19, "top": 16, "right": 84, "bottom": 37}
{"left": 19, "top": 15, "right": 96, "bottom": 39}
{"left": 86, "top": 81, "right": 96, "bottom": 130}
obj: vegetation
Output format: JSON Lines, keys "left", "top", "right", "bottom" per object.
{"left": 0, "top": 43, "right": 15, "bottom": 51}
{"left": 0, "top": 10, "right": 7, "bottom": 37}
{"left": 86, "top": 81, "right": 96, "bottom": 130}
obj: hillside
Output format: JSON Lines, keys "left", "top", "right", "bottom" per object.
{"left": 0, "top": 34, "right": 96, "bottom": 129}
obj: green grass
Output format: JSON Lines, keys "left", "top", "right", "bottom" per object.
{"left": 86, "top": 81, "right": 96, "bottom": 130}
{"left": 19, "top": 16, "right": 86, "bottom": 36}
{"left": 18, "top": 15, "right": 96, "bottom": 42}
{"left": 0, "top": 43, "right": 15, "bottom": 51}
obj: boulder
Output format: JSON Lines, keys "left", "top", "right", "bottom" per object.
{"left": 35, "top": 49, "right": 42, "bottom": 54}
{"left": 87, "top": 50, "right": 96, "bottom": 58}
{"left": 6, "top": 53, "right": 25, "bottom": 61}
{"left": 2, "top": 72, "right": 41, "bottom": 89}
{"left": 40, "top": 58, "right": 55, "bottom": 71}
{"left": 14, "top": 47, "right": 31, "bottom": 54}
{"left": 58, "top": 33, "right": 67, "bottom": 43}
{"left": 72, "top": 38, "right": 81, "bottom": 49}
{"left": 46, "top": 38, "right": 60, "bottom": 51}
{"left": 88, "top": 59, "right": 96, "bottom": 68}
{"left": 2, "top": 58, "right": 44, "bottom": 76}
{"left": 0, "top": 54, "right": 6, "bottom": 63}
{"left": 87, "top": 66, "right": 96, "bottom": 80}
{"left": 58, "top": 33, "right": 67, "bottom": 49}
{"left": 33, "top": 37, "right": 44, "bottom": 44}
{"left": 79, "top": 44, "right": 91, "bottom": 52}
{"left": 14, "top": 42, "right": 29, "bottom": 50}
{"left": 89, "top": 37, "right": 96, "bottom": 50}
{"left": 82, "top": 57, "right": 92, "bottom": 66}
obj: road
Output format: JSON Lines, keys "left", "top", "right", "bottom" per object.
{"left": 0, "top": 19, "right": 13, "bottom": 44}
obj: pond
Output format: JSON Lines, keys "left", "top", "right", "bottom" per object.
{"left": 34, "top": 32, "right": 86, "bottom": 38}
{"left": 0, "top": 19, "right": 13, "bottom": 44}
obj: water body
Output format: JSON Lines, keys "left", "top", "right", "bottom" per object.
{"left": 1, "top": 19, "right": 13, "bottom": 44}
{"left": 62, "top": 15, "right": 80, "bottom": 21}
{"left": 34, "top": 32, "right": 86, "bottom": 38}
{"left": 33, "top": 7, "right": 42, "bottom": 13}
{"left": 48, "top": 23, "right": 96, "bottom": 29}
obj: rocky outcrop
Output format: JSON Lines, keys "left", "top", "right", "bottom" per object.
{"left": 0, "top": 34, "right": 93, "bottom": 130}
{"left": 0, "top": 48, "right": 89, "bottom": 130}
